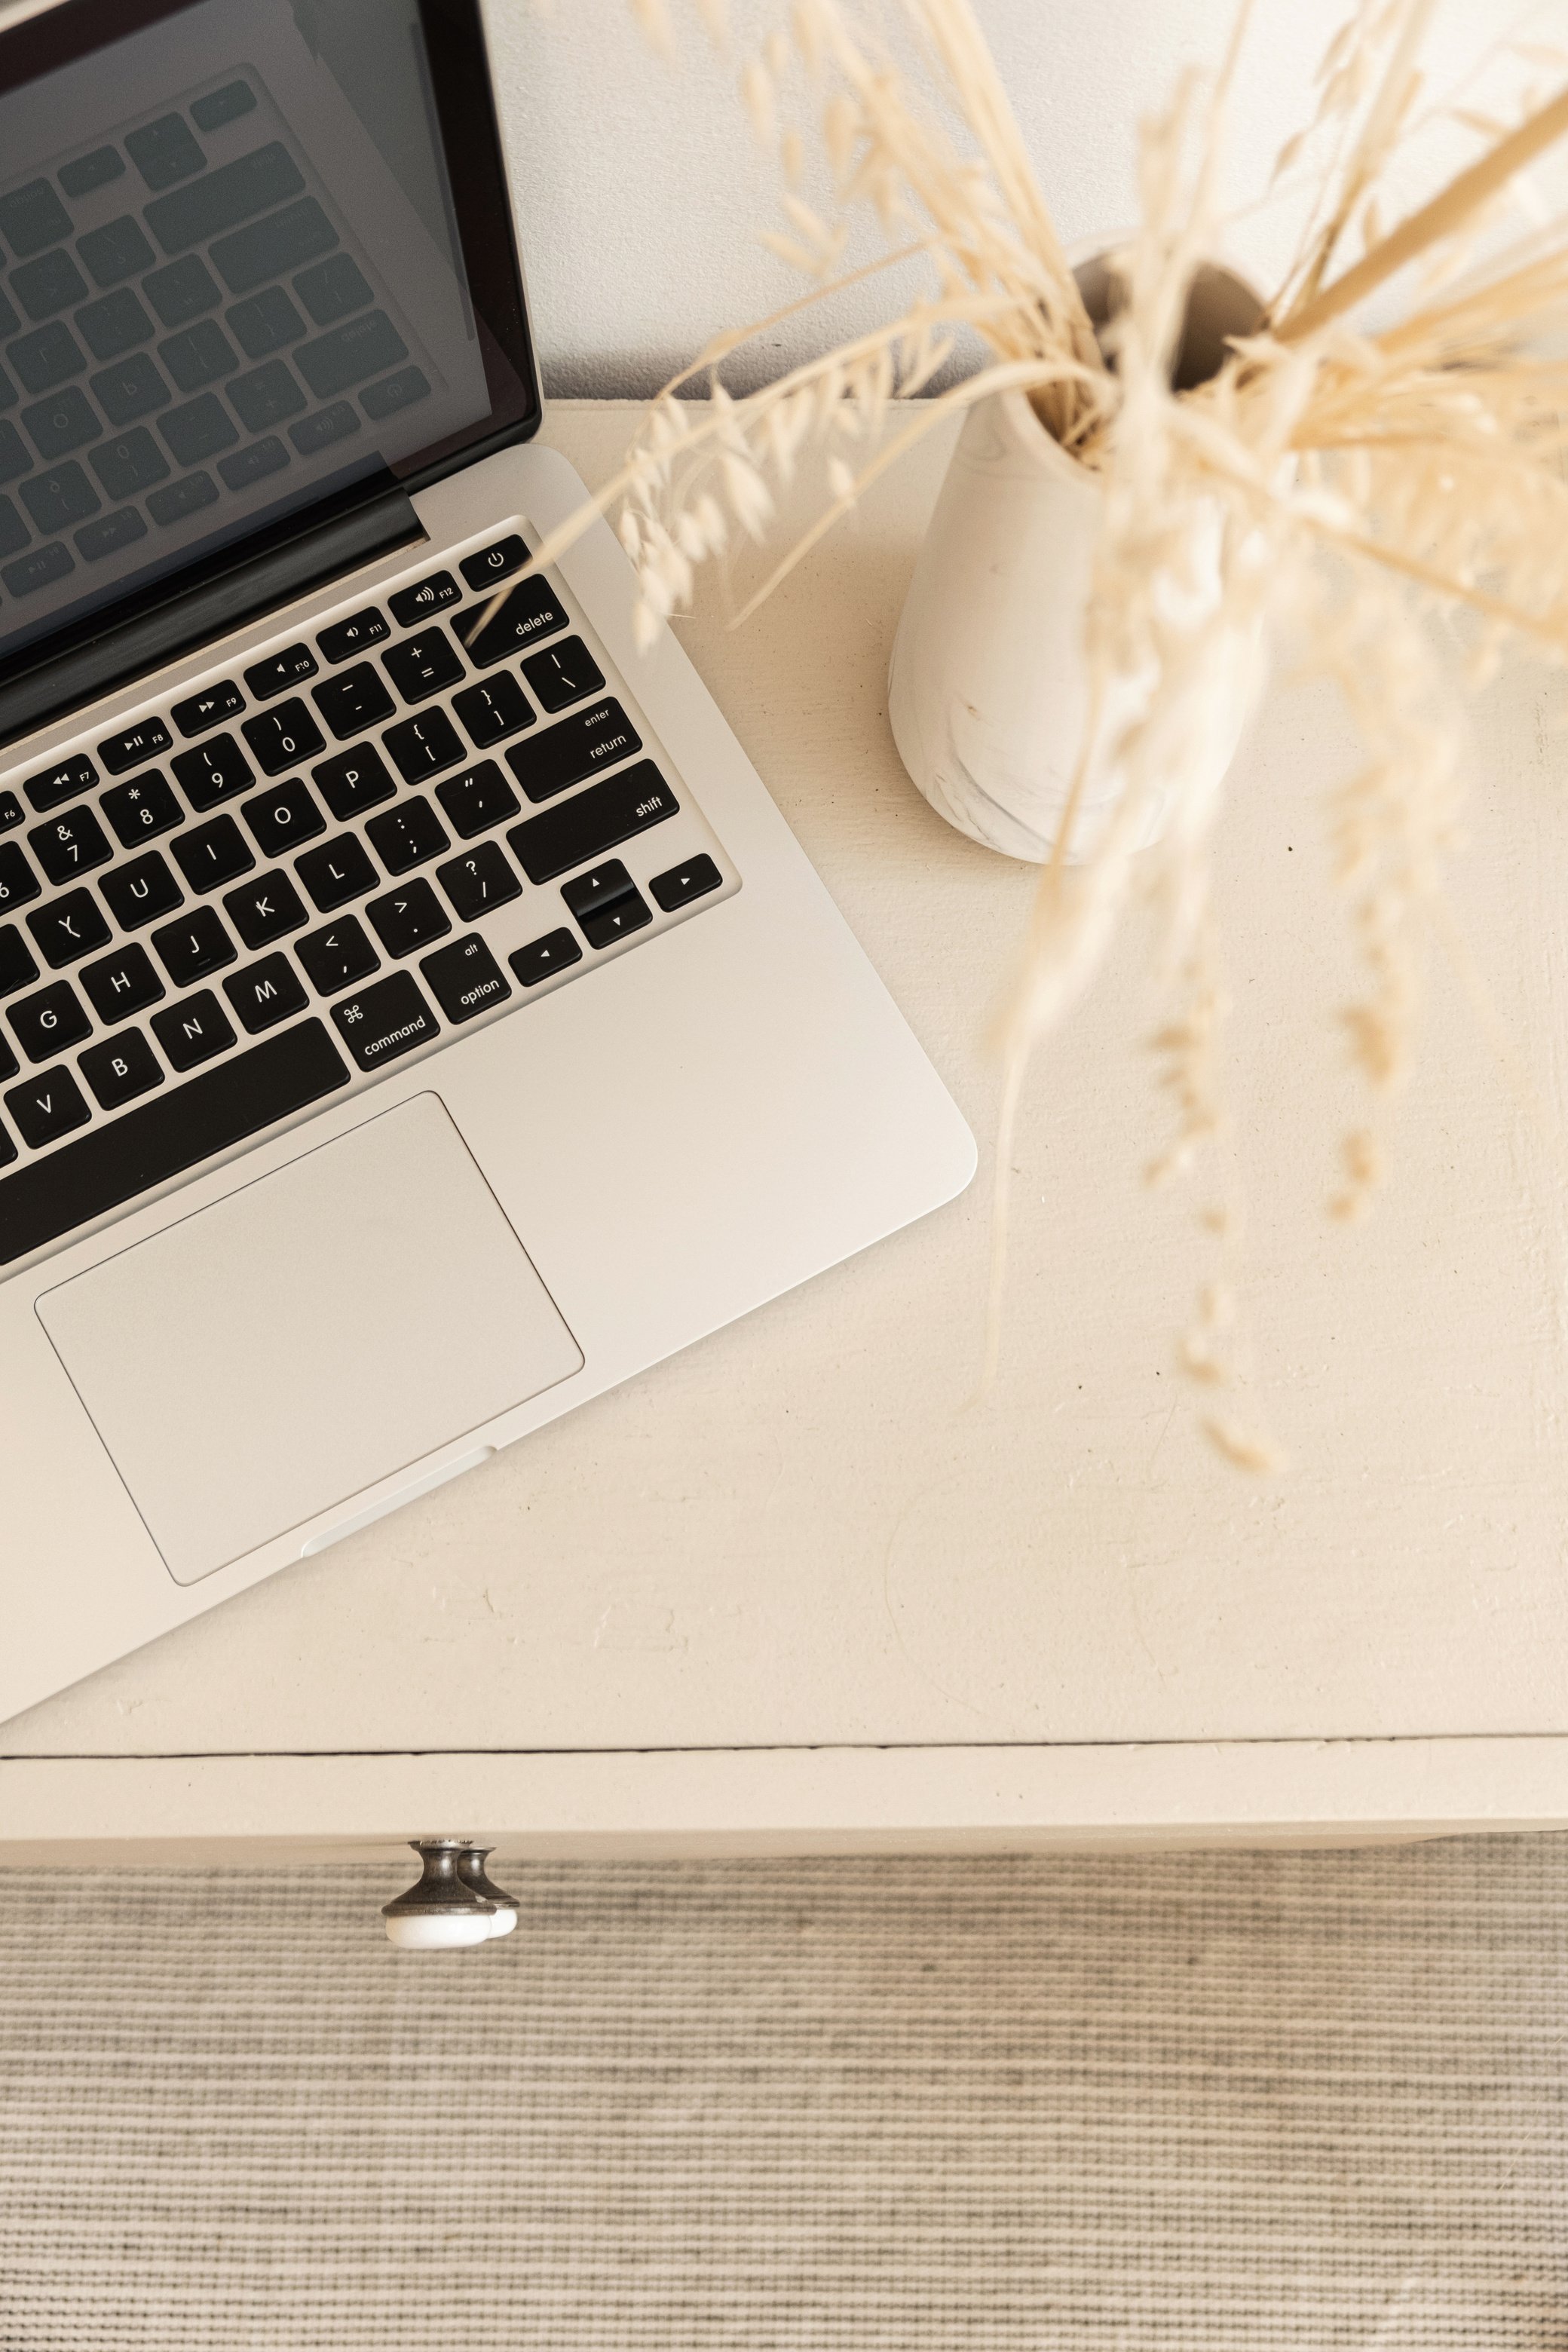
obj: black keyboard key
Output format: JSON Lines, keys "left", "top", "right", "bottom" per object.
{"left": 126, "top": 114, "right": 206, "bottom": 194}
{"left": 160, "top": 318, "right": 235, "bottom": 394}
{"left": 3, "top": 544, "right": 74, "bottom": 599}
{"left": 436, "top": 759, "right": 520, "bottom": 841}
{"left": 142, "top": 255, "right": 219, "bottom": 329}
{"left": 455, "top": 577, "right": 569, "bottom": 668}
{"left": 383, "top": 709, "right": 464, "bottom": 786}
{"left": 242, "top": 778, "right": 323, "bottom": 860}
{"left": 23, "top": 752, "right": 96, "bottom": 814}
{"left": 150, "top": 465, "right": 224, "bottom": 528}
{"left": 507, "top": 761, "right": 678, "bottom": 886}
{"left": 296, "top": 308, "right": 406, "bottom": 400}
{"left": 191, "top": 81, "right": 256, "bottom": 133}
{"left": 218, "top": 437, "right": 289, "bottom": 491}
{"left": 0, "top": 1036, "right": 16, "bottom": 1083}
{"left": 453, "top": 672, "right": 533, "bottom": 749}
{"left": 561, "top": 859, "right": 636, "bottom": 920}
{"left": 0, "top": 842, "right": 38, "bottom": 911}
{"left": 0, "top": 1018, "right": 346, "bottom": 1261}
{"left": 227, "top": 285, "right": 304, "bottom": 360}
{"left": 388, "top": 571, "right": 459, "bottom": 627}
{"left": 81, "top": 943, "right": 161, "bottom": 1022}
{"left": 0, "top": 182, "right": 72, "bottom": 260}
{"left": 311, "top": 743, "right": 396, "bottom": 822}
{"left": 294, "top": 254, "right": 372, "bottom": 327}
{"left": 0, "top": 792, "right": 20, "bottom": 833}
{"left": 76, "top": 507, "right": 148, "bottom": 564}
{"left": 361, "top": 366, "right": 429, "bottom": 421}
{"left": 459, "top": 535, "right": 530, "bottom": 593}
{"left": 76, "top": 216, "right": 154, "bottom": 290}
{"left": 382, "top": 627, "right": 463, "bottom": 706}
{"left": 160, "top": 393, "right": 236, "bottom": 467}
{"left": 651, "top": 853, "right": 723, "bottom": 911}
{"left": 75, "top": 288, "right": 154, "bottom": 363}
{"left": 8, "top": 322, "right": 85, "bottom": 394}
{"left": 509, "top": 928, "right": 580, "bottom": 988}
{"left": 421, "top": 933, "right": 510, "bottom": 1024}
{"left": 296, "top": 915, "right": 378, "bottom": 995}
{"left": 22, "top": 394, "right": 100, "bottom": 465}
{"left": 505, "top": 698, "right": 643, "bottom": 806}
{"left": 172, "top": 815, "right": 253, "bottom": 893}
{"left": 229, "top": 359, "right": 305, "bottom": 433}
{"left": 365, "top": 795, "right": 448, "bottom": 876}
{"left": 152, "top": 904, "right": 234, "bottom": 986}
{"left": 9, "top": 978, "right": 90, "bottom": 1062}
{"left": 317, "top": 605, "right": 387, "bottom": 663}
{"left": 29, "top": 888, "right": 109, "bottom": 967}
{"left": 242, "top": 697, "right": 324, "bottom": 776}
{"left": 152, "top": 988, "right": 235, "bottom": 1070}
{"left": 0, "top": 425, "right": 26, "bottom": 483}
{"left": 211, "top": 194, "right": 336, "bottom": 294}
{"left": 14, "top": 249, "right": 87, "bottom": 322}
{"left": 522, "top": 636, "right": 605, "bottom": 715}
{"left": 5, "top": 1064, "right": 89, "bottom": 1150}
{"left": 245, "top": 643, "right": 317, "bottom": 700}
{"left": 60, "top": 149, "right": 124, "bottom": 201}
{"left": 171, "top": 733, "right": 253, "bottom": 809}
{"left": 289, "top": 401, "right": 357, "bottom": 457}
{"left": 19, "top": 456, "right": 99, "bottom": 526}
{"left": 224, "top": 952, "right": 307, "bottom": 1035}
{"left": 576, "top": 887, "right": 651, "bottom": 950}
{"left": 79, "top": 1027, "right": 162, "bottom": 1110}
{"left": 296, "top": 833, "right": 375, "bottom": 912}
{"left": 90, "top": 427, "right": 170, "bottom": 501}
{"left": 103, "top": 769, "right": 182, "bottom": 846}
{"left": 0, "top": 923, "right": 37, "bottom": 996}
{"left": 224, "top": 869, "right": 307, "bottom": 951}
{"left": 436, "top": 842, "right": 521, "bottom": 923}
{"left": 312, "top": 662, "right": 394, "bottom": 739}
{"left": 171, "top": 681, "right": 243, "bottom": 736}
{"left": 29, "top": 805, "right": 110, "bottom": 885}
{"left": 150, "top": 470, "right": 220, "bottom": 526}
{"left": 145, "top": 141, "right": 302, "bottom": 253}
{"left": 366, "top": 877, "right": 449, "bottom": 958}
{"left": 90, "top": 354, "right": 170, "bottom": 427}
{"left": 100, "top": 718, "right": 173, "bottom": 776}
{"left": 330, "top": 970, "right": 437, "bottom": 1070}
{"left": 100, "top": 850, "right": 182, "bottom": 931}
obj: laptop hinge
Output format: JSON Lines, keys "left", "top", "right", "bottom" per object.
{"left": 0, "top": 485, "right": 424, "bottom": 754}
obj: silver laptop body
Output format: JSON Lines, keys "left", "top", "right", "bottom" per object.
{"left": 0, "top": 0, "right": 973, "bottom": 1722}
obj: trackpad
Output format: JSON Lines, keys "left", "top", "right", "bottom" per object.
{"left": 36, "top": 1094, "right": 583, "bottom": 1585}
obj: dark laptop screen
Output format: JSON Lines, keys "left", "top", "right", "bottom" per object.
{"left": 0, "top": 0, "right": 537, "bottom": 678}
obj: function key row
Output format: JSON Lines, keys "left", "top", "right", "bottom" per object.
{"left": 16, "top": 537, "right": 544, "bottom": 816}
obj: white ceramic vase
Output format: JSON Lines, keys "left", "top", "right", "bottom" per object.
{"left": 887, "top": 266, "right": 1264, "bottom": 866}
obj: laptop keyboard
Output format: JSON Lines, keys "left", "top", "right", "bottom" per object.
{"left": 0, "top": 74, "right": 446, "bottom": 631}
{"left": 0, "top": 525, "right": 733, "bottom": 1269}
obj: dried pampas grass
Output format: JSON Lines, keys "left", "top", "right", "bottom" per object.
{"left": 508, "top": 0, "right": 1568, "bottom": 1467}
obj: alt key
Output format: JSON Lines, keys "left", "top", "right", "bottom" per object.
{"left": 421, "top": 933, "right": 510, "bottom": 1024}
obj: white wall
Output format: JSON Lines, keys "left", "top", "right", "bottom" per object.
{"left": 484, "top": 0, "right": 1507, "bottom": 397}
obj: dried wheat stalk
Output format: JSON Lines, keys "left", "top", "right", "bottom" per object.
{"left": 507, "top": 0, "right": 1568, "bottom": 1467}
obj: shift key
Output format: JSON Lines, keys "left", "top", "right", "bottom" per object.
{"left": 507, "top": 760, "right": 678, "bottom": 886}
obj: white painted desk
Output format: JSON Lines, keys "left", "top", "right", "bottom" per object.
{"left": 5, "top": 402, "right": 1568, "bottom": 1867}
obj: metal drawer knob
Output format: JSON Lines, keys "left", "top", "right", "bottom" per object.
{"left": 381, "top": 1838, "right": 520, "bottom": 1949}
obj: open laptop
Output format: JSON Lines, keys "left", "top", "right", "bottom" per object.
{"left": 0, "top": 0, "right": 975, "bottom": 1724}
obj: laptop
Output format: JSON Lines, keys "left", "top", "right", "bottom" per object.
{"left": 0, "top": 0, "right": 975, "bottom": 1724}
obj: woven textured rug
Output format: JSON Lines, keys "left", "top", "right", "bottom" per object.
{"left": 1, "top": 1839, "right": 1566, "bottom": 2350}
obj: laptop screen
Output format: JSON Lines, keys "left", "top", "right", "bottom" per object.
{"left": 0, "top": 0, "right": 537, "bottom": 681}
